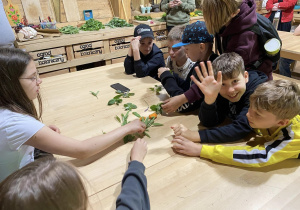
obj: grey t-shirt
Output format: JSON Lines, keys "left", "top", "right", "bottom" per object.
{"left": 0, "top": 1, "right": 16, "bottom": 48}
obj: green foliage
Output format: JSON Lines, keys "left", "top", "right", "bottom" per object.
{"left": 150, "top": 103, "right": 163, "bottom": 114}
{"left": 105, "top": 17, "right": 133, "bottom": 28}
{"left": 149, "top": 85, "right": 162, "bottom": 95}
{"left": 80, "top": 18, "right": 105, "bottom": 31}
{"left": 108, "top": 91, "right": 134, "bottom": 105}
{"left": 124, "top": 103, "right": 137, "bottom": 111}
{"left": 134, "top": 16, "right": 152, "bottom": 21}
{"left": 90, "top": 90, "right": 99, "bottom": 99}
{"left": 59, "top": 26, "right": 80, "bottom": 34}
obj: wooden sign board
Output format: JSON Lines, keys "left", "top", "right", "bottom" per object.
{"left": 21, "top": 0, "right": 44, "bottom": 24}
{"left": 110, "top": 43, "right": 131, "bottom": 52}
{"left": 29, "top": 47, "right": 66, "bottom": 60}
{"left": 109, "top": 36, "right": 133, "bottom": 46}
{"left": 74, "top": 48, "right": 103, "bottom": 58}
{"left": 73, "top": 41, "right": 104, "bottom": 52}
{"left": 35, "top": 55, "right": 67, "bottom": 67}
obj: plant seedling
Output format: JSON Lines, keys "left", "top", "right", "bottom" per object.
{"left": 124, "top": 103, "right": 137, "bottom": 111}
{"left": 149, "top": 85, "right": 162, "bottom": 95}
{"left": 108, "top": 90, "right": 135, "bottom": 105}
{"left": 150, "top": 103, "right": 163, "bottom": 114}
{"left": 90, "top": 90, "right": 99, "bottom": 99}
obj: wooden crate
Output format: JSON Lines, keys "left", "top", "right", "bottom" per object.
{"left": 35, "top": 55, "right": 67, "bottom": 68}
{"left": 111, "top": 56, "right": 126, "bottom": 64}
{"left": 73, "top": 41, "right": 104, "bottom": 58}
{"left": 39, "top": 68, "right": 70, "bottom": 78}
{"left": 29, "top": 47, "right": 66, "bottom": 60}
{"left": 153, "top": 30, "right": 168, "bottom": 48}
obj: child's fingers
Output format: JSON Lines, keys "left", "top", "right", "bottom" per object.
{"left": 194, "top": 66, "right": 204, "bottom": 82}
{"left": 207, "top": 61, "right": 214, "bottom": 76}
{"left": 200, "top": 62, "right": 208, "bottom": 78}
{"left": 190, "top": 75, "right": 202, "bottom": 89}
{"left": 217, "top": 71, "right": 222, "bottom": 84}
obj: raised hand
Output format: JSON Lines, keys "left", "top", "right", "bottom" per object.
{"left": 190, "top": 61, "right": 222, "bottom": 105}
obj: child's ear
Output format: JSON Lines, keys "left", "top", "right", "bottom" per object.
{"left": 277, "top": 119, "right": 290, "bottom": 127}
{"left": 231, "top": 9, "right": 240, "bottom": 18}
{"left": 244, "top": 71, "right": 249, "bottom": 83}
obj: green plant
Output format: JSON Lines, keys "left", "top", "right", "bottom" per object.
{"left": 134, "top": 16, "right": 152, "bottom": 21}
{"left": 90, "top": 90, "right": 99, "bottom": 99}
{"left": 105, "top": 17, "right": 133, "bottom": 28}
{"left": 59, "top": 25, "right": 80, "bottom": 34}
{"left": 108, "top": 90, "right": 135, "bottom": 105}
{"left": 80, "top": 18, "right": 105, "bottom": 31}
{"left": 149, "top": 85, "right": 162, "bottom": 95}
{"left": 132, "top": 112, "right": 163, "bottom": 138}
{"left": 150, "top": 103, "right": 163, "bottom": 114}
{"left": 124, "top": 103, "right": 137, "bottom": 111}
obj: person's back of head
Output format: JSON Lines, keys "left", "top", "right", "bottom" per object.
{"left": 202, "top": 0, "right": 243, "bottom": 34}
{"left": 212, "top": 52, "right": 245, "bottom": 80}
{"left": 0, "top": 157, "right": 88, "bottom": 210}
{"left": 0, "top": 47, "right": 42, "bottom": 119}
{"left": 167, "top": 25, "right": 186, "bottom": 42}
{"left": 250, "top": 80, "right": 300, "bottom": 120}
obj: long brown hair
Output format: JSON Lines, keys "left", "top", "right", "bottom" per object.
{"left": 0, "top": 157, "right": 88, "bottom": 210}
{"left": 202, "top": 0, "right": 242, "bottom": 34}
{"left": 0, "top": 48, "right": 42, "bottom": 120}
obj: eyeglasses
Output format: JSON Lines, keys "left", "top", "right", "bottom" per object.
{"left": 19, "top": 71, "right": 40, "bottom": 83}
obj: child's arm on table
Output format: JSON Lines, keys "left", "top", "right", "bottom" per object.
{"left": 25, "top": 119, "right": 146, "bottom": 159}
{"left": 173, "top": 134, "right": 300, "bottom": 168}
{"left": 116, "top": 138, "right": 150, "bottom": 210}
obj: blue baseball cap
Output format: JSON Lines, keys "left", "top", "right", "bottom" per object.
{"left": 172, "top": 21, "right": 214, "bottom": 48}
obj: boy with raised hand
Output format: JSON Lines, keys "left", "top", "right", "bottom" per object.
{"left": 124, "top": 24, "right": 165, "bottom": 81}
{"left": 172, "top": 52, "right": 268, "bottom": 143}
{"left": 160, "top": 21, "right": 218, "bottom": 113}
{"left": 172, "top": 80, "right": 300, "bottom": 167}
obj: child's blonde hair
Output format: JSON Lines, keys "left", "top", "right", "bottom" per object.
{"left": 250, "top": 80, "right": 300, "bottom": 120}
{"left": 0, "top": 157, "right": 88, "bottom": 210}
{"left": 167, "top": 25, "right": 186, "bottom": 42}
{"left": 212, "top": 52, "right": 245, "bottom": 80}
{"left": 202, "top": 0, "right": 243, "bottom": 34}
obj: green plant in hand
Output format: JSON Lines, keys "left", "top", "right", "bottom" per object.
{"left": 115, "top": 110, "right": 136, "bottom": 143}
{"left": 90, "top": 90, "right": 99, "bottom": 99}
{"left": 132, "top": 112, "right": 163, "bottom": 138}
{"left": 124, "top": 103, "right": 137, "bottom": 111}
{"left": 149, "top": 85, "right": 162, "bottom": 95}
{"left": 150, "top": 103, "right": 163, "bottom": 114}
{"left": 108, "top": 90, "right": 135, "bottom": 105}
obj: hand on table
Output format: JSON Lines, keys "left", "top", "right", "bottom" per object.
{"left": 158, "top": 67, "right": 170, "bottom": 78}
{"left": 172, "top": 136, "right": 202, "bottom": 157}
{"left": 161, "top": 94, "right": 187, "bottom": 113}
{"left": 171, "top": 124, "right": 200, "bottom": 142}
{"left": 190, "top": 61, "right": 222, "bottom": 105}
{"left": 126, "top": 119, "right": 146, "bottom": 134}
{"left": 48, "top": 125, "right": 61, "bottom": 133}
{"left": 130, "top": 138, "right": 148, "bottom": 162}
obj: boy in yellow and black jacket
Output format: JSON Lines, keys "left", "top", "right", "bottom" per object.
{"left": 172, "top": 80, "right": 300, "bottom": 167}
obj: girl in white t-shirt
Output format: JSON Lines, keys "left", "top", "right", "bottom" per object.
{"left": 0, "top": 48, "right": 146, "bottom": 181}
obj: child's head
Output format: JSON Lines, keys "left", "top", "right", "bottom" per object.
{"left": 247, "top": 80, "right": 300, "bottom": 129}
{"left": 167, "top": 25, "right": 187, "bottom": 63}
{"left": 0, "top": 157, "right": 88, "bottom": 210}
{"left": 134, "top": 24, "right": 154, "bottom": 56}
{"left": 212, "top": 52, "right": 248, "bottom": 103}
{"left": 172, "top": 21, "right": 214, "bottom": 62}
{"left": 0, "top": 48, "right": 42, "bottom": 119}
{"left": 202, "top": 0, "right": 242, "bottom": 34}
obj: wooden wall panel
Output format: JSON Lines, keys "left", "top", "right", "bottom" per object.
{"left": 77, "top": 0, "right": 113, "bottom": 21}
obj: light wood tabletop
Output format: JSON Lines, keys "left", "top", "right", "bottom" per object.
{"left": 278, "top": 31, "right": 300, "bottom": 61}
{"left": 40, "top": 63, "right": 300, "bottom": 210}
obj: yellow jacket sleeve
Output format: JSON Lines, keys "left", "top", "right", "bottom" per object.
{"left": 201, "top": 117, "right": 300, "bottom": 167}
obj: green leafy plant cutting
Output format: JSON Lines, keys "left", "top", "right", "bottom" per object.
{"left": 134, "top": 15, "right": 152, "bottom": 21}
{"left": 90, "top": 90, "right": 99, "bottom": 99}
{"left": 108, "top": 90, "right": 135, "bottom": 105}
{"left": 105, "top": 17, "right": 133, "bottom": 28}
{"left": 150, "top": 103, "right": 163, "bottom": 114}
{"left": 124, "top": 103, "right": 137, "bottom": 111}
{"left": 132, "top": 112, "right": 163, "bottom": 138}
{"left": 80, "top": 18, "right": 105, "bottom": 31}
{"left": 59, "top": 26, "right": 80, "bottom": 34}
{"left": 149, "top": 85, "right": 162, "bottom": 95}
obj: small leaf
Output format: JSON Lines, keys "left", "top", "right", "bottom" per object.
{"left": 152, "top": 123, "right": 163, "bottom": 126}
{"left": 114, "top": 95, "right": 122, "bottom": 99}
{"left": 132, "top": 112, "right": 141, "bottom": 118}
{"left": 144, "top": 132, "right": 151, "bottom": 138}
{"left": 108, "top": 99, "right": 115, "bottom": 105}
{"left": 115, "top": 115, "right": 121, "bottom": 123}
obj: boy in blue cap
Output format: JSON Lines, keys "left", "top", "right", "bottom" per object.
{"left": 124, "top": 24, "right": 165, "bottom": 81}
{"left": 160, "top": 21, "right": 218, "bottom": 113}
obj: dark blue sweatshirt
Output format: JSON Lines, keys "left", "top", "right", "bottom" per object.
{"left": 199, "top": 70, "right": 268, "bottom": 143}
{"left": 124, "top": 43, "right": 165, "bottom": 81}
{"left": 116, "top": 161, "right": 150, "bottom": 210}
{"left": 160, "top": 53, "right": 218, "bottom": 113}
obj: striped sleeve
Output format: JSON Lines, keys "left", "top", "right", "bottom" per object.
{"left": 201, "top": 125, "right": 300, "bottom": 167}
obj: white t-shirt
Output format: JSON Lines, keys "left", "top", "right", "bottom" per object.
{"left": 166, "top": 56, "right": 195, "bottom": 80}
{"left": 0, "top": 108, "right": 44, "bottom": 181}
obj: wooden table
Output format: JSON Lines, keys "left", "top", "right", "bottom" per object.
{"left": 41, "top": 63, "right": 300, "bottom": 210}
{"left": 278, "top": 31, "right": 300, "bottom": 61}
